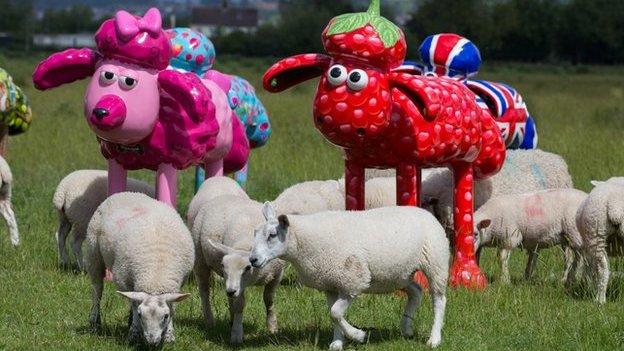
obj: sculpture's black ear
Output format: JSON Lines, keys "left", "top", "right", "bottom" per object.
{"left": 278, "top": 214, "right": 290, "bottom": 229}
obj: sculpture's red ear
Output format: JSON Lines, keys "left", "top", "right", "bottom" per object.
{"left": 263, "top": 54, "right": 331, "bottom": 93}
{"left": 388, "top": 72, "right": 444, "bottom": 122}
{"left": 158, "top": 70, "right": 213, "bottom": 123}
{"left": 32, "top": 48, "right": 100, "bottom": 90}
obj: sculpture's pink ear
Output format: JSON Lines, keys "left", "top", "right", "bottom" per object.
{"left": 158, "top": 70, "right": 212, "bottom": 123}
{"left": 32, "top": 48, "right": 100, "bottom": 90}
{"left": 263, "top": 54, "right": 331, "bottom": 93}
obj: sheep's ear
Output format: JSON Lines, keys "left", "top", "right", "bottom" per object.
{"left": 205, "top": 239, "right": 233, "bottom": 262}
{"left": 158, "top": 70, "right": 213, "bottom": 123}
{"left": 477, "top": 219, "right": 492, "bottom": 230}
{"left": 278, "top": 214, "right": 290, "bottom": 229}
{"left": 422, "top": 196, "right": 439, "bottom": 207}
{"left": 163, "top": 293, "right": 190, "bottom": 303}
{"left": 263, "top": 53, "right": 331, "bottom": 93}
{"left": 262, "top": 201, "right": 277, "bottom": 221}
{"left": 590, "top": 180, "right": 604, "bottom": 187}
{"left": 32, "top": 48, "right": 100, "bottom": 90}
{"left": 117, "top": 291, "right": 148, "bottom": 302}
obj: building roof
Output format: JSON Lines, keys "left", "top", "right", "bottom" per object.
{"left": 191, "top": 6, "right": 259, "bottom": 27}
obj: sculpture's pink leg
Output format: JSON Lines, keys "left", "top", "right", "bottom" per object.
{"left": 107, "top": 159, "right": 127, "bottom": 196}
{"left": 345, "top": 160, "right": 365, "bottom": 211}
{"left": 396, "top": 163, "right": 421, "bottom": 206}
{"left": 204, "top": 160, "right": 224, "bottom": 178}
{"left": 449, "top": 162, "right": 487, "bottom": 290}
{"left": 156, "top": 163, "right": 177, "bottom": 208}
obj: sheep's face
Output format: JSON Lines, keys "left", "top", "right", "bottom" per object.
{"left": 117, "top": 291, "right": 189, "bottom": 346}
{"left": 250, "top": 202, "right": 289, "bottom": 269}
{"left": 222, "top": 253, "right": 255, "bottom": 298}
{"left": 473, "top": 218, "right": 492, "bottom": 252}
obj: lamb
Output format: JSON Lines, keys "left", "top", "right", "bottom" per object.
{"left": 576, "top": 180, "right": 624, "bottom": 304}
{"left": 186, "top": 176, "right": 248, "bottom": 229}
{"left": 85, "top": 192, "right": 194, "bottom": 346}
{"left": 272, "top": 180, "right": 345, "bottom": 215}
{"left": 250, "top": 203, "right": 450, "bottom": 350}
{"left": 473, "top": 189, "right": 587, "bottom": 285}
{"left": 53, "top": 170, "right": 154, "bottom": 270}
{"left": 0, "top": 156, "right": 18, "bottom": 246}
{"left": 191, "top": 195, "right": 284, "bottom": 344}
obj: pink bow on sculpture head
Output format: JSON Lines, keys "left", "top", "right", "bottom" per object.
{"left": 115, "top": 8, "right": 162, "bottom": 41}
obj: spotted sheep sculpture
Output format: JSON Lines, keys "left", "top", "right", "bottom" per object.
{"left": 32, "top": 8, "right": 249, "bottom": 207}
{"left": 262, "top": 0, "right": 506, "bottom": 288}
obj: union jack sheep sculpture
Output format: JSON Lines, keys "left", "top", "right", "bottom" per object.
{"left": 32, "top": 8, "right": 249, "bottom": 207}
{"left": 263, "top": 0, "right": 506, "bottom": 288}
{"left": 401, "top": 33, "right": 538, "bottom": 149}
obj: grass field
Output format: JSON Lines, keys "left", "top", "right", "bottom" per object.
{"left": 0, "top": 53, "right": 623, "bottom": 350}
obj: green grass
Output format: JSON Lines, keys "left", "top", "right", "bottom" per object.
{"left": 0, "top": 54, "right": 623, "bottom": 350}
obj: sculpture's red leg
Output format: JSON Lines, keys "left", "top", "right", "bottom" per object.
{"left": 345, "top": 160, "right": 365, "bottom": 211}
{"left": 449, "top": 162, "right": 487, "bottom": 289}
{"left": 396, "top": 163, "right": 421, "bottom": 206}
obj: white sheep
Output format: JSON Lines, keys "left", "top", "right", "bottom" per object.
{"left": 473, "top": 189, "right": 587, "bottom": 285}
{"left": 272, "top": 179, "right": 344, "bottom": 215}
{"left": 576, "top": 180, "right": 624, "bottom": 304}
{"left": 250, "top": 203, "right": 449, "bottom": 350}
{"left": 191, "top": 194, "right": 284, "bottom": 344}
{"left": 53, "top": 170, "right": 154, "bottom": 270}
{"left": 186, "top": 176, "right": 248, "bottom": 229}
{"left": 85, "top": 192, "right": 194, "bottom": 346}
{"left": 0, "top": 156, "right": 18, "bottom": 246}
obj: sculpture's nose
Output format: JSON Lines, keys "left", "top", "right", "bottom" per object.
{"left": 92, "top": 108, "right": 109, "bottom": 120}
{"left": 89, "top": 95, "right": 126, "bottom": 131}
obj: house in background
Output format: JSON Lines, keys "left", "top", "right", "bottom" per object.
{"left": 32, "top": 33, "right": 94, "bottom": 49}
{"left": 191, "top": 5, "right": 259, "bottom": 37}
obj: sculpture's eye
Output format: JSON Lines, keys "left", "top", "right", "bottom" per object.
{"left": 99, "top": 71, "right": 116, "bottom": 85}
{"left": 119, "top": 76, "right": 138, "bottom": 90}
{"left": 327, "top": 65, "right": 347, "bottom": 86}
{"left": 347, "top": 69, "right": 369, "bottom": 91}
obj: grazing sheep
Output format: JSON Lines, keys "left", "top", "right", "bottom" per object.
{"left": 473, "top": 189, "right": 587, "bottom": 285}
{"left": 576, "top": 181, "right": 624, "bottom": 304}
{"left": 191, "top": 195, "right": 284, "bottom": 344}
{"left": 418, "top": 149, "right": 573, "bottom": 234}
{"left": 53, "top": 170, "right": 154, "bottom": 270}
{"left": 85, "top": 192, "right": 194, "bottom": 346}
{"left": 0, "top": 156, "right": 18, "bottom": 246}
{"left": 250, "top": 203, "right": 449, "bottom": 350}
{"left": 272, "top": 180, "right": 344, "bottom": 215}
{"left": 186, "top": 176, "right": 248, "bottom": 228}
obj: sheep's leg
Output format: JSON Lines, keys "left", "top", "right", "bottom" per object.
{"left": 449, "top": 162, "right": 487, "bottom": 289}
{"left": 326, "top": 292, "right": 345, "bottom": 351}
{"left": 427, "top": 290, "right": 447, "bottom": 348}
{"left": 194, "top": 254, "right": 215, "bottom": 327}
{"left": 499, "top": 248, "right": 511, "bottom": 284}
{"left": 561, "top": 245, "right": 574, "bottom": 284}
{"left": 400, "top": 282, "right": 423, "bottom": 338}
{"left": 56, "top": 213, "right": 72, "bottom": 267}
{"left": 128, "top": 303, "right": 142, "bottom": 344}
{"left": 71, "top": 228, "right": 86, "bottom": 271}
{"left": 156, "top": 163, "right": 177, "bottom": 208}
{"left": 228, "top": 293, "right": 245, "bottom": 344}
{"left": 329, "top": 294, "right": 366, "bottom": 344}
{"left": 396, "top": 163, "right": 421, "bottom": 206}
{"left": 264, "top": 274, "right": 281, "bottom": 334}
{"left": 595, "top": 250, "right": 610, "bottom": 304}
{"left": 88, "top": 250, "right": 105, "bottom": 334}
{"left": 344, "top": 160, "right": 364, "bottom": 211}
{"left": 525, "top": 249, "right": 538, "bottom": 281}
{"left": 0, "top": 200, "right": 19, "bottom": 247}
{"left": 107, "top": 159, "right": 127, "bottom": 195}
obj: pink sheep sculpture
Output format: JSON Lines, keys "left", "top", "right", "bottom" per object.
{"left": 32, "top": 8, "right": 249, "bottom": 206}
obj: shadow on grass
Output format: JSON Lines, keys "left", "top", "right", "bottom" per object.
{"left": 565, "top": 276, "right": 622, "bottom": 302}
{"left": 176, "top": 315, "right": 401, "bottom": 349}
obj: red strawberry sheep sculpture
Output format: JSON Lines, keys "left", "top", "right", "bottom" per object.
{"left": 263, "top": 0, "right": 506, "bottom": 289}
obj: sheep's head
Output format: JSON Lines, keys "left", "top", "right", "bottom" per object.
{"left": 250, "top": 202, "right": 289, "bottom": 269}
{"left": 472, "top": 218, "right": 492, "bottom": 252}
{"left": 117, "top": 291, "right": 189, "bottom": 346}
{"left": 204, "top": 240, "right": 257, "bottom": 298}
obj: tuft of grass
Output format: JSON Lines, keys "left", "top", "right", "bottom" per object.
{"left": 0, "top": 55, "right": 623, "bottom": 350}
